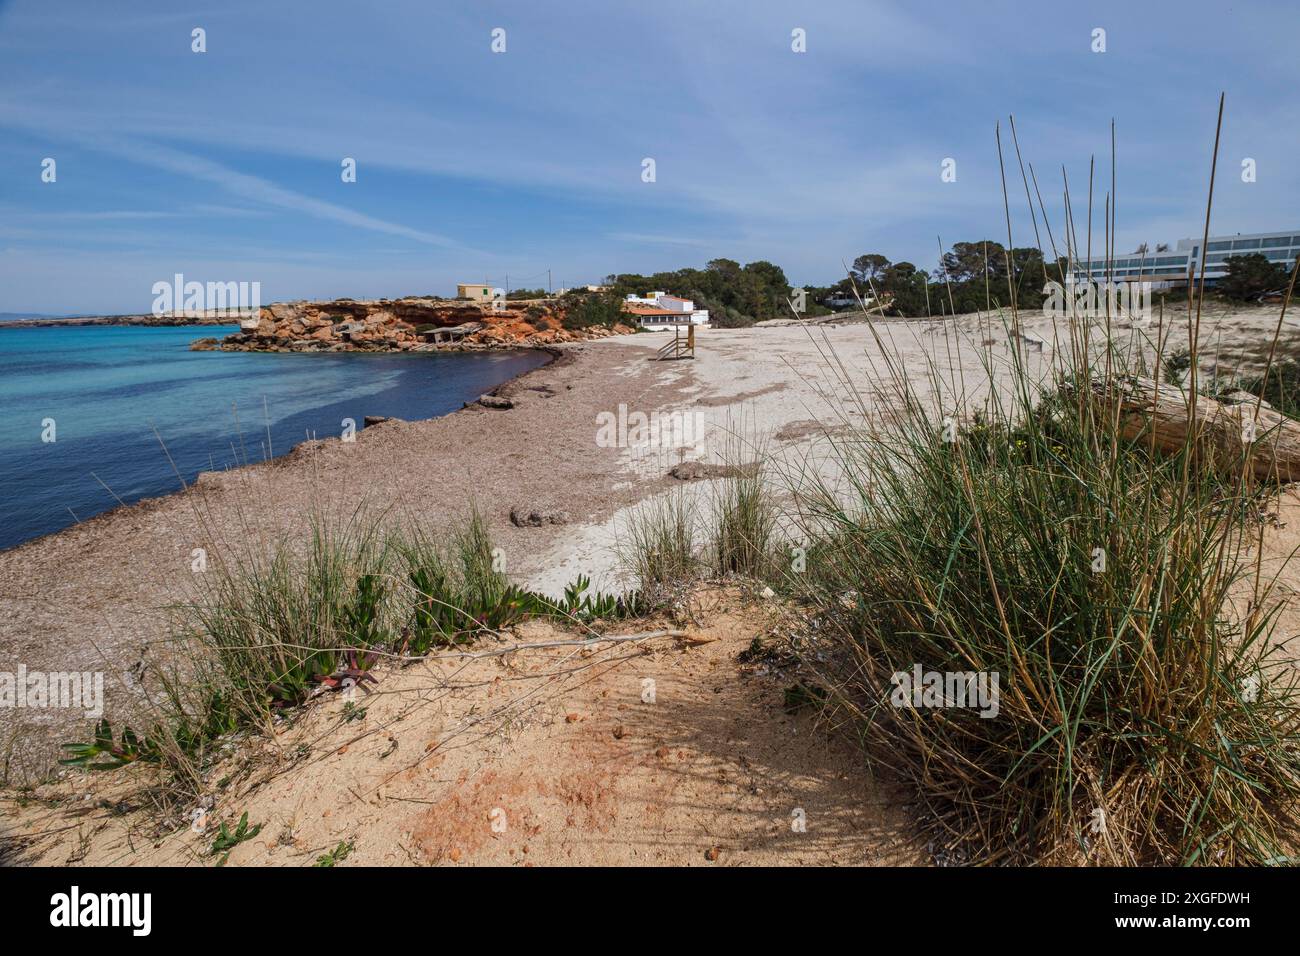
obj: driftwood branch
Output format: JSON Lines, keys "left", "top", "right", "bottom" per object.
{"left": 421, "top": 629, "right": 701, "bottom": 661}
{"left": 1091, "top": 376, "right": 1300, "bottom": 481}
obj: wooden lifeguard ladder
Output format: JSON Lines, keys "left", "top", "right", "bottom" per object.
{"left": 656, "top": 323, "right": 696, "bottom": 361}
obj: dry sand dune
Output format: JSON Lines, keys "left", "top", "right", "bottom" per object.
{"left": 4, "top": 588, "right": 919, "bottom": 867}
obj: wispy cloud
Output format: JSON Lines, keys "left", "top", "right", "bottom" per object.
{"left": 0, "top": 0, "right": 1296, "bottom": 312}
{"left": 3, "top": 208, "right": 183, "bottom": 221}
{"left": 84, "top": 134, "right": 473, "bottom": 249}
{"left": 607, "top": 232, "right": 717, "bottom": 248}
{"left": 0, "top": 98, "right": 477, "bottom": 251}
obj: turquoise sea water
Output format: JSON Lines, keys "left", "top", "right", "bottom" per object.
{"left": 0, "top": 325, "right": 548, "bottom": 551}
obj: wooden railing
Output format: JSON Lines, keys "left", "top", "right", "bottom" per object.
{"left": 656, "top": 324, "right": 696, "bottom": 360}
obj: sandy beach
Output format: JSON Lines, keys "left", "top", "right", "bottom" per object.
{"left": 0, "top": 315, "right": 1007, "bottom": 767}
{"left": 6, "top": 299, "right": 1300, "bottom": 866}
{"left": 3, "top": 300, "right": 1293, "bottom": 777}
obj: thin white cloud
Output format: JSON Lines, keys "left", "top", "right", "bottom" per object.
{"left": 88, "top": 135, "right": 471, "bottom": 250}
{"left": 607, "top": 232, "right": 716, "bottom": 248}
{"left": 1, "top": 209, "right": 182, "bottom": 221}
{"left": 0, "top": 103, "right": 476, "bottom": 252}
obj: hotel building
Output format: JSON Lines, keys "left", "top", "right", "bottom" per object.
{"left": 1068, "top": 228, "right": 1300, "bottom": 287}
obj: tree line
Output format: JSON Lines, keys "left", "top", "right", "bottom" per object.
{"left": 601, "top": 259, "right": 797, "bottom": 327}
{"left": 559, "top": 242, "right": 1290, "bottom": 330}
{"left": 597, "top": 244, "right": 1055, "bottom": 324}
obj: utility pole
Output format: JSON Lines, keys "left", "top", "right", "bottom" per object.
{"left": 505, "top": 273, "right": 510, "bottom": 297}
{"left": 548, "top": 269, "right": 552, "bottom": 295}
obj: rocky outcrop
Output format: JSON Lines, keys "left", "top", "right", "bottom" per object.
{"left": 196, "top": 297, "right": 636, "bottom": 353}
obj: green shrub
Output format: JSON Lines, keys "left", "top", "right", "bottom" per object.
{"left": 1239, "top": 359, "right": 1300, "bottom": 420}
{"left": 558, "top": 292, "right": 625, "bottom": 330}
{"left": 1217, "top": 254, "right": 1291, "bottom": 302}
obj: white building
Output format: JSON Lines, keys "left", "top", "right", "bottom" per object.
{"left": 623, "top": 291, "right": 710, "bottom": 327}
{"left": 1068, "top": 228, "right": 1300, "bottom": 288}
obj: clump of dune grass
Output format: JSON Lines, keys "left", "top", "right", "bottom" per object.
{"left": 173, "top": 505, "right": 520, "bottom": 723}
{"left": 617, "top": 488, "right": 700, "bottom": 597}
{"left": 62, "top": 509, "right": 398, "bottom": 789}
{"left": 792, "top": 337, "right": 1300, "bottom": 863}
{"left": 711, "top": 460, "right": 777, "bottom": 579}
{"left": 183, "top": 509, "right": 395, "bottom": 725}
{"left": 781, "top": 104, "right": 1300, "bottom": 865}
{"left": 64, "top": 506, "right": 637, "bottom": 789}
{"left": 446, "top": 508, "right": 510, "bottom": 610}
{"left": 395, "top": 508, "right": 538, "bottom": 652}
{"left": 617, "top": 456, "right": 783, "bottom": 596}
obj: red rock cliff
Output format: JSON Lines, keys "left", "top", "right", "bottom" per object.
{"left": 191, "top": 297, "right": 633, "bottom": 352}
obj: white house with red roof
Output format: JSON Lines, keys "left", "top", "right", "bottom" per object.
{"left": 622, "top": 291, "right": 710, "bottom": 328}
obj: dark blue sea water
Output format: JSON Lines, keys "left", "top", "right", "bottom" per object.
{"left": 0, "top": 325, "right": 549, "bottom": 551}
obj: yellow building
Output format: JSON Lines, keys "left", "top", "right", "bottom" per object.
{"left": 456, "top": 283, "right": 494, "bottom": 302}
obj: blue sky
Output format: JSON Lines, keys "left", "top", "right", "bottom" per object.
{"left": 0, "top": 0, "right": 1296, "bottom": 314}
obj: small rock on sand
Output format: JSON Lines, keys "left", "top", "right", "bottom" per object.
{"left": 510, "top": 506, "right": 571, "bottom": 527}
{"left": 668, "top": 461, "right": 755, "bottom": 481}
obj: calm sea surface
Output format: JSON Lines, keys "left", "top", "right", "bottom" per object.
{"left": 0, "top": 325, "right": 548, "bottom": 551}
